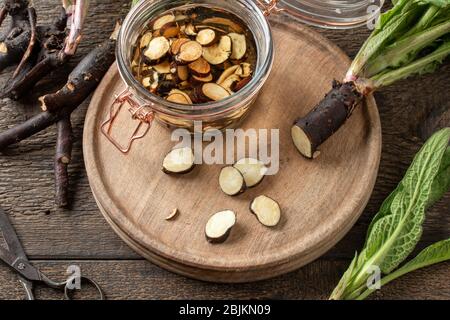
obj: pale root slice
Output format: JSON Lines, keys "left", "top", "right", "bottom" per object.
{"left": 171, "top": 38, "right": 190, "bottom": 55}
{"left": 202, "top": 83, "right": 231, "bottom": 101}
{"left": 291, "top": 125, "right": 313, "bottom": 159}
{"left": 177, "top": 65, "right": 189, "bottom": 81}
{"left": 192, "top": 73, "right": 214, "bottom": 83}
{"left": 144, "top": 36, "right": 170, "bottom": 61}
{"left": 233, "top": 158, "right": 268, "bottom": 188}
{"left": 219, "top": 166, "right": 246, "bottom": 196}
{"left": 235, "top": 62, "right": 252, "bottom": 78}
{"left": 184, "top": 23, "right": 197, "bottom": 36}
{"left": 166, "top": 92, "right": 191, "bottom": 105}
{"left": 216, "top": 65, "right": 240, "bottom": 84}
{"left": 228, "top": 33, "right": 247, "bottom": 60}
{"left": 160, "top": 22, "right": 180, "bottom": 38}
{"left": 169, "top": 89, "right": 193, "bottom": 104}
{"left": 153, "top": 14, "right": 176, "bottom": 30}
{"left": 205, "top": 210, "right": 236, "bottom": 243}
{"left": 219, "top": 74, "right": 241, "bottom": 93}
{"left": 176, "top": 40, "right": 203, "bottom": 64}
{"left": 162, "top": 147, "right": 195, "bottom": 174}
{"left": 165, "top": 208, "right": 179, "bottom": 221}
{"left": 142, "top": 77, "right": 152, "bottom": 88}
{"left": 153, "top": 60, "right": 171, "bottom": 74}
{"left": 202, "top": 35, "right": 232, "bottom": 65}
{"left": 188, "top": 57, "right": 211, "bottom": 77}
{"left": 196, "top": 28, "right": 217, "bottom": 46}
{"left": 250, "top": 195, "right": 281, "bottom": 227}
{"left": 140, "top": 32, "right": 153, "bottom": 49}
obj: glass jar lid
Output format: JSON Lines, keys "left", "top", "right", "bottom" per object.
{"left": 259, "top": 0, "right": 385, "bottom": 29}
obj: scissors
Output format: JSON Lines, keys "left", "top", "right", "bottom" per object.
{"left": 0, "top": 208, "right": 105, "bottom": 300}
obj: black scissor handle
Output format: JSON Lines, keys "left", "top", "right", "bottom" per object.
{"left": 41, "top": 273, "right": 105, "bottom": 300}
{"left": 63, "top": 276, "right": 105, "bottom": 300}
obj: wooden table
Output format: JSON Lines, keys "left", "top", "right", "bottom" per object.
{"left": 0, "top": 1, "right": 448, "bottom": 300}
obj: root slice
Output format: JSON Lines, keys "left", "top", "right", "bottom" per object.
{"left": 233, "top": 158, "right": 268, "bottom": 188}
{"left": 219, "top": 166, "right": 245, "bottom": 196}
{"left": 205, "top": 210, "right": 236, "bottom": 243}
{"left": 162, "top": 147, "right": 195, "bottom": 174}
{"left": 250, "top": 195, "right": 281, "bottom": 227}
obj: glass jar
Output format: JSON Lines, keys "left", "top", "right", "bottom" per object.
{"left": 115, "top": 0, "right": 274, "bottom": 133}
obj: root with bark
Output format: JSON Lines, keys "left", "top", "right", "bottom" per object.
{"left": 0, "top": 0, "right": 89, "bottom": 100}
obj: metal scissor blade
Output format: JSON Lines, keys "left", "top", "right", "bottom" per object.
{"left": 0, "top": 208, "right": 28, "bottom": 260}
{"left": 0, "top": 208, "right": 35, "bottom": 299}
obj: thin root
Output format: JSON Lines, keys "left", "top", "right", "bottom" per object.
{"left": 12, "top": 6, "right": 37, "bottom": 79}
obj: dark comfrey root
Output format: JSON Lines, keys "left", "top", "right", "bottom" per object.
{"left": 0, "top": 0, "right": 33, "bottom": 71}
{"left": 0, "top": 30, "right": 117, "bottom": 150}
{"left": 0, "top": 27, "right": 117, "bottom": 206}
{"left": 291, "top": 80, "right": 363, "bottom": 159}
{"left": 0, "top": 0, "right": 89, "bottom": 100}
{"left": 54, "top": 116, "right": 73, "bottom": 208}
{"left": 1, "top": 5, "right": 69, "bottom": 100}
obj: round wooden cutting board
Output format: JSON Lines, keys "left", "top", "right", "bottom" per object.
{"left": 83, "top": 18, "right": 381, "bottom": 283}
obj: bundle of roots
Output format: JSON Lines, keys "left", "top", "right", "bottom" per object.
{"left": 0, "top": 0, "right": 117, "bottom": 207}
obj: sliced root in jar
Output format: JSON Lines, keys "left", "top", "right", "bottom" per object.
{"left": 202, "top": 83, "right": 230, "bottom": 101}
{"left": 216, "top": 65, "right": 240, "bottom": 84}
{"left": 162, "top": 147, "right": 195, "bottom": 174}
{"left": 219, "top": 74, "right": 241, "bottom": 92}
{"left": 233, "top": 158, "right": 268, "bottom": 188}
{"left": 192, "top": 73, "right": 214, "bottom": 83}
{"left": 250, "top": 195, "right": 281, "bottom": 227}
{"left": 196, "top": 28, "right": 218, "bottom": 46}
{"left": 166, "top": 92, "right": 192, "bottom": 105}
{"left": 144, "top": 36, "right": 170, "bottom": 62}
{"left": 232, "top": 76, "right": 252, "bottom": 92}
{"left": 176, "top": 41, "right": 203, "bottom": 64}
{"left": 171, "top": 38, "right": 190, "bottom": 55}
{"left": 153, "top": 60, "right": 171, "bottom": 74}
{"left": 219, "top": 166, "right": 246, "bottom": 196}
{"left": 202, "top": 35, "right": 232, "bottom": 65}
{"left": 177, "top": 65, "right": 189, "bottom": 81}
{"left": 235, "top": 63, "right": 252, "bottom": 78}
{"left": 184, "top": 23, "right": 197, "bottom": 36}
{"left": 228, "top": 33, "right": 247, "bottom": 60}
{"left": 140, "top": 32, "right": 153, "bottom": 49}
{"left": 160, "top": 22, "right": 180, "bottom": 38}
{"left": 153, "top": 14, "right": 176, "bottom": 30}
{"left": 169, "top": 89, "right": 193, "bottom": 104}
{"left": 188, "top": 57, "right": 211, "bottom": 77}
{"left": 205, "top": 210, "right": 236, "bottom": 243}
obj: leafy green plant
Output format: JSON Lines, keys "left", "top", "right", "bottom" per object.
{"left": 346, "top": 0, "right": 450, "bottom": 87}
{"left": 330, "top": 128, "right": 450, "bottom": 300}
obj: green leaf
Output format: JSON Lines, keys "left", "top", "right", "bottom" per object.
{"left": 349, "top": 6, "right": 421, "bottom": 77}
{"left": 372, "top": 40, "right": 450, "bottom": 87}
{"left": 347, "top": 128, "right": 450, "bottom": 289}
{"left": 329, "top": 253, "right": 358, "bottom": 300}
{"left": 428, "top": 147, "right": 450, "bottom": 206}
{"left": 418, "top": 0, "right": 450, "bottom": 7}
{"left": 365, "top": 20, "right": 450, "bottom": 77}
{"left": 356, "top": 238, "right": 450, "bottom": 300}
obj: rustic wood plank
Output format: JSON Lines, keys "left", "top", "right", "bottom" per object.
{"left": 0, "top": 259, "right": 448, "bottom": 300}
{"left": 0, "top": 0, "right": 448, "bottom": 299}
